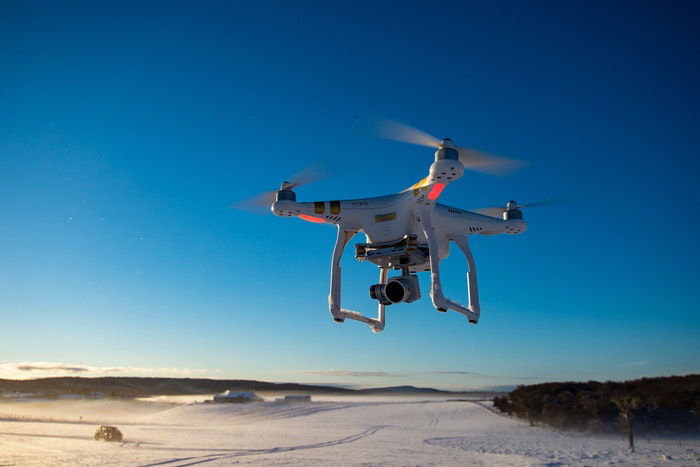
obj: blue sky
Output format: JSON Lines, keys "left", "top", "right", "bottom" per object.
{"left": 1, "top": 1, "right": 698, "bottom": 390}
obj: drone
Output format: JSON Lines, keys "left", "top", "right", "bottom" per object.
{"left": 238, "top": 116, "right": 549, "bottom": 333}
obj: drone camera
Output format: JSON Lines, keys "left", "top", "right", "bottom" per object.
{"left": 369, "top": 274, "right": 421, "bottom": 305}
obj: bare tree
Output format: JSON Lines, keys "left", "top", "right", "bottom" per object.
{"left": 612, "top": 394, "right": 640, "bottom": 452}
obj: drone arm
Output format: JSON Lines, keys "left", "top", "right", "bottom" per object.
{"left": 328, "top": 227, "right": 385, "bottom": 333}
{"left": 451, "top": 235, "right": 481, "bottom": 320}
{"left": 420, "top": 208, "right": 479, "bottom": 323}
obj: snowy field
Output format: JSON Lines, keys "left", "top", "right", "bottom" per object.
{"left": 1, "top": 398, "right": 698, "bottom": 466}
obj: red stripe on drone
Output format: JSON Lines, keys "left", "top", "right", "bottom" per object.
{"left": 299, "top": 214, "right": 326, "bottom": 223}
{"left": 427, "top": 183, "right": 446, "bottom": 200}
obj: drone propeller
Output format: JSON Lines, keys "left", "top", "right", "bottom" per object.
{"left": 474, "top": 196, "right": 568, "bottom": 218}
{"left": 351, "top": 114, "right": 525, "bottom": 175}
{"left": 232, "top": 165, "right": 328, "bottom": 212}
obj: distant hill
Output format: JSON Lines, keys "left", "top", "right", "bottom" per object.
{"left": 0, "top": 377, "right": 485, "bottom": 399}
{"left": 357, "top": 385, "right": 447, "bottom": 394}
{"left": 0, "top": 377, "right": 351, "bottom": 398}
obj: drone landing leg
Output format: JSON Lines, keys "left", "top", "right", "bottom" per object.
{"left": 420, "top": 209, "right": 479, "bottom": 324}
{"left": 377, "top": 267, "right": 387, "bottom": 326}
{"left": 328, "top": 227, "right": 385, "bottom": 333}
{"left": 452, "top": 236, "right": 481, "bottom": 323}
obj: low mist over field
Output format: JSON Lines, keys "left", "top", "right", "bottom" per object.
{"left": 1, "top": 390, "right": 698, "bottom": 465}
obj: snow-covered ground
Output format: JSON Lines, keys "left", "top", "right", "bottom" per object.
{"left": 0, "top": 398, "right": 698, "bottom": 466}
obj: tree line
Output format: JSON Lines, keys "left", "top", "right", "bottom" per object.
{"left": 493, "top": 374, "right": 700, "bottom": 444}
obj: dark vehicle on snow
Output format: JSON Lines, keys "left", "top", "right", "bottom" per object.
{"left": 94, "top": 425, "right": 123, "bottom": 441}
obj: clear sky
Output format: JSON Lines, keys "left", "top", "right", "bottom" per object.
{"left": 1, "top": 1, "right": 698, "bottom": 390}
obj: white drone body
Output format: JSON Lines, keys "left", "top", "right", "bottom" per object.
{"left": 269, "top": 138, "right": 527, "bottom": 333}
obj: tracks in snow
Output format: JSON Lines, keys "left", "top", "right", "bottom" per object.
{"left": 138, "top": 425, "right": 386, "bottom": 467}
{"left": 423, "top": 403, "right": 442, "bottom": 428}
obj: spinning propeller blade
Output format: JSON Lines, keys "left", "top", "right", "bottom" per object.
{"left": 284, "top": 165, "right": 329, "bottom": 190}
{"left": 232, "top": 190, "right": 279, "bottom": 212}
{"left": 352, "top": 114, "right": 525, "bottom": 176}
{"left": 232, "top": 165, "right": 329, "bottom": 213}
{"left": 474, "top": 196, "right": 570, "bottom": 218}
{"left": 456, "top": 147, "right": 525, "bottom": 176}
{"left": 351, "top": 114, "right": 441, "bottom": 148}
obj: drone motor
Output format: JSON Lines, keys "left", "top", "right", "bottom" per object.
{"left": 276, "top": 186, "right": 296, "bottom": 202}
{"left": 503, "top": 200, "right": 523, "bottom": 220}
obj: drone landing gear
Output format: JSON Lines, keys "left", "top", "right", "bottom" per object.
{"left": 328, "top": 219, "right": 481, "bottom": 332}
{"left": 329, "top": 228, "right": 385, "bottom": 333}
{"left": 420, "top": 209, "right": 481, "bottom": 324}
{"left": 453, "top": 235, "right": 481, "bottom": 323}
